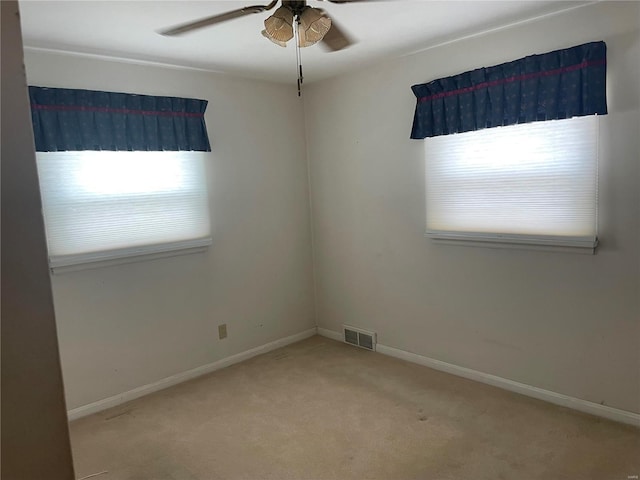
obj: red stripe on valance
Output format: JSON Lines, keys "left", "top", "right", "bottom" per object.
{"left": 29, "top": 86, "right": 211, "bottom": 151}
{"left": 31, "top": 104, "right": 205, "bottom": 118}
{"left": 410, "top": 41, "right": 608, "bottom": 139}
{"left": 418, "top": 58, "right": 606, "bottom": 103}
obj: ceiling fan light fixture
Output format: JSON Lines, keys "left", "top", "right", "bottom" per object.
{"left": 298, "top": 7, "right": 332, "bottom": 47}
{"left": 261, "top": 29, "right": 287, "bottom": 47}
{"left": 263, "top": 5, "right": 294, "bottom": 43}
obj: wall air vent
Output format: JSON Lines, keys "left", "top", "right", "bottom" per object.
{"left": 343, "top": 325, "right": 376, "bottom": 351}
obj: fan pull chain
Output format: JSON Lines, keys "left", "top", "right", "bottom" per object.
{"left": 295, "top": 19, "right": 303, "bottom": 97}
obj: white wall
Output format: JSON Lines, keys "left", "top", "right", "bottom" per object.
{"left": 24, "top": 51, "right": 316, "bottom": 410}
{"left": 305, "top": 2, "right": 640, "bottom": 413}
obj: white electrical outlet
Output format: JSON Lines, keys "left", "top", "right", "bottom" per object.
{"left": 218, "top": 324, "right": 227, "bottom": 339}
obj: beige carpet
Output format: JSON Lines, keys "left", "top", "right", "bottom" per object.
{"left": 70, "top": 336, "right": 640, "bottom": 480}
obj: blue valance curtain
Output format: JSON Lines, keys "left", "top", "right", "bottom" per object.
{"left": 410, "top": 41, "right": 607, "bottom": 139}
{"left": 29, "top": 86, "right": 211, "bottom": 151}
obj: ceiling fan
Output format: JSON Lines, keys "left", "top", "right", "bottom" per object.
{"left": 159, "top": 0, "right": 365, "bottom": 52}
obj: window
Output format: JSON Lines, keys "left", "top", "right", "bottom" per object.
{"left": 424, "top": 116, "right": 599, "bottom": 251}
{"left": 36, "top": 151, "right": 211, "bottom": 269}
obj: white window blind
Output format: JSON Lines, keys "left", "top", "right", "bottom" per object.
{"left": 36, "top": 151, "right": 211, "bottom": 268}
{"left": 425, "top": 116, "right": 599, "bottom": 249}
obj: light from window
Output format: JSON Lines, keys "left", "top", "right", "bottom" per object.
{"left": 36, "top": 151, "right": 211, "bottom": 268}
{"left": 77, "top": 153, "right": 185, "bottom": 195}
{"left": 425, "top": 116, "right": 598, "bottom": 249}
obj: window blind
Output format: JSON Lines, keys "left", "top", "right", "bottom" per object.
{"left": 424, "top": 115, "right": 598, "bottom": 248}
{"left": 36, "top": 151, "right": 211, "bottom": 267}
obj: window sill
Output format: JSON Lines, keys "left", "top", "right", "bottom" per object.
{"left": 426, "top": 232, "right": 598, "bottom": 255}
{"left": 49, "top": 238, "right": 212, "bottom": 274}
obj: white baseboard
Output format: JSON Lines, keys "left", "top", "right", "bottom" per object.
{"left": 317, "top": 328, "right": 640, "bottom": 427}
{"left": 317, "top": 327, "right": 343, "bottom": 342}
{"left": 67, "top": 327, "right": 318, "bottom": 421}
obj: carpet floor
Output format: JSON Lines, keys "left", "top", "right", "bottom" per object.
{"left": 70, "top": 335, "right": 640, "bottom": 480}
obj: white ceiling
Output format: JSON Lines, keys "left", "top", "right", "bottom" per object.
{"left": 19, "top": 0, "right": 586, "bottom": 84}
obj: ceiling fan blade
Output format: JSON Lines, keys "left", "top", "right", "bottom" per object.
{"left": 160, "top": 1, "right": 278, "bottom": 36}
{"left": 320, "top": 16, "right": 354, "bottom": 51}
